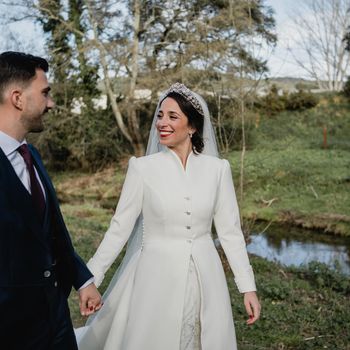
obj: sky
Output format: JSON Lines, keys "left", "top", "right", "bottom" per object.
{"left": 265, "top": 0, "right": 308, "bottom": 78}
{"left": 0, "top": 1, "right": 310, "bottom": 78}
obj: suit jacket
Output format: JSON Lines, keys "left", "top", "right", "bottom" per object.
{"left": 0, "top": 144, "right": 92, "bottom": 297}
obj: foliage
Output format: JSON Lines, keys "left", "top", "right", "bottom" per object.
{"left": 135, "top": 0, "right": 276, "bottom": 82}
{"left": 291, "top": 261, "right": 350, "bottom": 295}
{"left": 255, "top": 85, "right": 319, "bottom": 116}
{"left": 30, "top": 107, "right": 126, "bottom": 170}
{"left": 31, "top": 0, "right": 103, "bottom": 169}
{"left": 284, "top": 89, "right": 319, "bottom": 111}
{"left": 255, "top": 84, "right": 287, "bottom": 115}
{"left": 3, "top": 0, "right": 277, "bottom": 167}
{"left": 231, "top": 257, "right": 350, "bottom": 349}
{"left": 343, "top": 76, "right": 350, "bottom": 98}
{"left": 203, "top": 94, "right": 256, "bottom": 152}
{"left": 344, "top": 29, "right": 350, "bottom": 51}
{"left": 230, "top": 94, "right": 350, "bottom": 236}
{"left": 295, "top": 81, "right": 319, "bottom": 91}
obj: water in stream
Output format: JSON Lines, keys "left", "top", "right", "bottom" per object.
{"left": 246, "top": 224, "right": 350, "bottom": 275}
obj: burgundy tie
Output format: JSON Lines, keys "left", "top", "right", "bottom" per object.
{"left": 17, "top": 144, "right": 46, "bottom": 219}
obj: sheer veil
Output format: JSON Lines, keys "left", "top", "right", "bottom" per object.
{"left": 146, "top": 90, "right": 219, "bottom": 157}
{"left": 85, "top": 85, "right": 219, "bottom": 325}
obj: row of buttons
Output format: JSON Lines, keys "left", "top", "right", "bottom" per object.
{"left": 184, "top": 196, "right": 193, "bottom": 234}
{"left": 44, "top": 270, "right": 58, "bottom": 287}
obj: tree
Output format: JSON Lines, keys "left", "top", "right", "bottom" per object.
{"left": 343, "top": 22, "right": 350, "bottom": 97}
{"left": 0, "top": 0, "right": 276, "bottom": 167}
{"left": 290, "top": 0, "right": 350, "bottom": 91}
{"left": 135, "top": 0, "right": 276, "bottom": 157}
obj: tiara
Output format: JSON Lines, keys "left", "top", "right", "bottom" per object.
{"left": 165, "top": 82, "right": 204, "bottom": 117}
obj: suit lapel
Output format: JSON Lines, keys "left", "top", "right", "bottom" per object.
{"left": 0, "top": 147, "right": 48, "bottom": 247}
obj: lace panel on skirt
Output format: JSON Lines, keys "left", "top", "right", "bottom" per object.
{"left": 180, "top": 257, "right": 202, "bottom": 350}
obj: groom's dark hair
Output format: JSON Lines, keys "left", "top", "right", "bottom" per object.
{"left": 0, "top": 51, "right": 49, "bottom": 103}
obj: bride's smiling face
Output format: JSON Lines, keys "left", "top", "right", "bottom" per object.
{"left": 156, "top": 97, "right": 195, "bottom": 149}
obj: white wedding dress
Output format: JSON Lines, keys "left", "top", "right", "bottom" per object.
{"left": 77, "top": 148, "right": 256, "bottom": 350}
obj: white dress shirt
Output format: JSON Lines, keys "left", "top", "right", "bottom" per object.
{"left": 0, "top": 130, "right": 93, "bottom": 290}
{"left": 0, "top": 130, "right": 46, "bottom": 197}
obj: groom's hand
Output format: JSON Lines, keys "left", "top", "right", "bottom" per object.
{"left": 79, "top": 283, "right": 102, "bottom": 316}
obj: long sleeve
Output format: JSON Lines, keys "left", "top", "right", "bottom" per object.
{"left": 213, "top": 159, "right": 256, "bottom": 293}
{"left": 87, "top": 157, "right": 143, "bottom": 287}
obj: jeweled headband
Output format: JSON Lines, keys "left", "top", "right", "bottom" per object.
{"left": 164, "top": 82, "right": 204, "bottom": 117}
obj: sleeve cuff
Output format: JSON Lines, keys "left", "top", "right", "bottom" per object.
{"left": 234, "top": 265, "right": 257, "bottom": 293}
{"left": 78, "top": 277, "right": 95, "bottom": 291}
{"left": 87, "top": 258, "right": 105, "bottom": 288}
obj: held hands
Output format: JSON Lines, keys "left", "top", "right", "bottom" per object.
{"left": 78, "top": 283, "right": 103, "bottom": 317}
{"left": 243, "top": 291, "right": 261, "bottom": 325}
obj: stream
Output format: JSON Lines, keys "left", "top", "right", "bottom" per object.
{"left": 246, "top": 224, "right": 350, "bottom": 275}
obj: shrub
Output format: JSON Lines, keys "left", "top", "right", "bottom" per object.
{"left": 343, "top": 76, "right": 350, "bottom": 99}
{"left": 256, "top": 84, "right": 287, "bottom": 116}
{"left": 285, "top": 89, "right": 319, "bottom": 111}
{"left": 293, "top": 261, "right": 350, "bottom": 295}
{"left": 256, "top": 85, "right": 319, "bottom": 116}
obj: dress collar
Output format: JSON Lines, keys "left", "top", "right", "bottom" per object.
{"left": 164, "top": 147, "right": 194, "bottom": 171}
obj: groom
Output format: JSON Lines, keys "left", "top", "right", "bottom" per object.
{"left": 0, "top": 51, "right": 101, "bottom": 349}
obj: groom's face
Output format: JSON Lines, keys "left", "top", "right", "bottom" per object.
{"left": 19, "top": 68, "right": 54, "bottom": 133}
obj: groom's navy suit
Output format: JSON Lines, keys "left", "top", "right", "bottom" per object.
{"left": 0, "top": 145, "right": 93, "bottom": 349}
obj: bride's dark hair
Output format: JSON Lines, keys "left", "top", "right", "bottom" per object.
{"left": 162, "top": 92, "right": 204, "bottom": 154}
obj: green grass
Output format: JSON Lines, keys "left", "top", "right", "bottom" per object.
{"left": 228, "top": 95, "right": 350, "bottom": 236}
{"left": 229, "top": 256, "right": 350, "bottom": 350}
{"left": 229, "top": 148, "right": 350, "bottom": 236}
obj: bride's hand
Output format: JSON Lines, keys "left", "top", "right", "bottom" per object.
{"left": 243, "top": 291, "right": 261, "bottom": 325}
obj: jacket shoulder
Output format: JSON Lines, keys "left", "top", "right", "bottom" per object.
{"left": 196, "top": 153, "right": 228, "bottom": 169}
{"left": 131, "top": 152, "right": 164, "bottom": 170}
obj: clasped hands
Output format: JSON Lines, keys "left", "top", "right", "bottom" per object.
{"left": 78, "top": 283, "right": 102, "bottom": 317}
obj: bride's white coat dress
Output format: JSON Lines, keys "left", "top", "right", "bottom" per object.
{"left": 77, "top": 148, "right": 256, "bottom": 350}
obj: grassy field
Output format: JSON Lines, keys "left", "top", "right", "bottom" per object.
{"left": 228, "top": 94, "right": 350, "bottom": 236}
{"left": 51, "top": 93, "right": 350, "bottom": 348}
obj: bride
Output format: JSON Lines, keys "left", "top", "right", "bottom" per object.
{"left": 77, "top": 83, "right": 261, "bottom": 349}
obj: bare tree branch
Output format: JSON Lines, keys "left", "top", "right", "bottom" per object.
{"left": 291, "top": 0, "right": 350, "bottom": 91}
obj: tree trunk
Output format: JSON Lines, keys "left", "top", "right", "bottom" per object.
{"left": 127, "top": 0, "right": 145, "bottom": 156}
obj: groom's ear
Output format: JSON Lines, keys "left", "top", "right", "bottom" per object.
{"left": 10, "top": 89, "right": 24, "bottom": 111}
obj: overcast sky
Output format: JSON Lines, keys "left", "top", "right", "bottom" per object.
{"left": 265, "top": 0, "right": 309, "bottom": 78}
{"left": 0, "top": 1, "right": 309, "bottom": 78}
